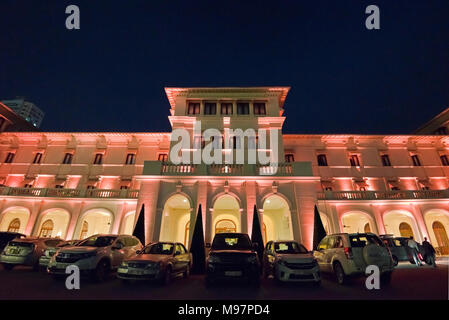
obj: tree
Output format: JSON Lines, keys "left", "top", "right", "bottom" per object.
{"left": 190, "top": 204, "right": 206, "bottom": 274}
{"left": 312, "top": 205, "right": 327, "bottom": 251}
{"left": 251, "top": 205, "right": 264, "bottom": 264}
{"left": 133, "top": 204, "right": 146, "bottom": 245}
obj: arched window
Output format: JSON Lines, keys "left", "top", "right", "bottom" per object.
{"left": 184, "top": 221, "right": 190, "bottom": 248}
{"left": 80, "top": 221, "right": 89, "bottom": 239}
{"left": 7, "top": 218, "right": 20, "bottom": 233}
{"left": 215, "top": 219, "right": 237, "bottom": 234}
{"left": 399, "top": 222, "right": 414, "bottom": 238}
{"left": 39, "top": 219, "right": 54, "bottom": 237}
{"left": 364, "top": 223, "right": 371, "bottom": 233}
{"left": 432, "top": 221, "right": 449, "bottom": 255}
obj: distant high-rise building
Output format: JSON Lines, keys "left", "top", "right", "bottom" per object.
{"left": 1, "top": 98, "right": 44, "bottom": 128}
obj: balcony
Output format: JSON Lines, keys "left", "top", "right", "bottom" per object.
{"left": 143, "top": 161, "right": 313, "bottom": 177}
{"left": 317, "top": 189, "right": 449, "bottom": 201}
{"left": 0, "top": 187, "right": 139, "bottom": 199}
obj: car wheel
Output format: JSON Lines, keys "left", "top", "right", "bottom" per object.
{"left": 94, "top": 260, "right": 110, "bottom": 282}
{"left": 392, "top": 256, "right": 398, "bottom": 267}
{"left": 3, "top": 264, "right": 14, "bottom": 271}
{"left": 183, "top": 265, "right": 190, "bottom": 278}
{"left": 381, "top": 272, "right": 393, "bottom": 285}
{"left": 333, "top": 262, "right": 347, "bottom": 285}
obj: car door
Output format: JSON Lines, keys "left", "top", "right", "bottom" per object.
{"left": 110, "top": 237, "right": 126, "bottom": 268}
{"left": 314, "top": 236, "right": 330, "bottom": 272}
{"left": 174, "top": 244, "right": 185, "bottom": 272}
{"left": 178, "top": 243, "right": 190, "bottom": 271}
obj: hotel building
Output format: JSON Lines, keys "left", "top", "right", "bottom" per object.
{"left": 0, "top": 87, "right": 448, "bottom": 255}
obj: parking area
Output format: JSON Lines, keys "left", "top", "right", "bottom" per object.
{"left": 0, "top": 259, "right": 447, "bottom": 300}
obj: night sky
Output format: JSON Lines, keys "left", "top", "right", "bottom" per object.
{"left": 0, "top": 0, "right": 448, "bottom": 134}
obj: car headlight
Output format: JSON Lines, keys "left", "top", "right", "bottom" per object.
{"left": 208, "top": 255, "right": 220, "bottom": 263}
{"left": 121, "top": 262, "right": 129, "bottom": 268}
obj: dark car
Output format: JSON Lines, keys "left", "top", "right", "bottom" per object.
{"left": 380, "top": 235, "right": 432, "bottom": 266}
{"left": 0, "top": 232, "right": 26, "bottom": 253}
{"left": 206, "top": 233, "right": 260, "bottom": 286}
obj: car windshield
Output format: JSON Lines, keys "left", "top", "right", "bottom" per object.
{"left": 78, "top": 236, "right": 117, "bottom": 247}
{"left": 141, "top": 243, "right": 174, "bottom": 255}
{"left": 349, "top": 234, "right": 383, "bottom": 247}
{"left": 274, "top": 242, "right": 308, "bottom": 254}
{"left": 211, "top": 234, "right": 252, "bottom": 250}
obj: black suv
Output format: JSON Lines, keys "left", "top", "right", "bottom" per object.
{"left": 206, "top": 233, "right": 260, "bottom": 285}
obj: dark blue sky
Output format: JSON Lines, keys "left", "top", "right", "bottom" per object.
{"left": 0, "top": 0, "right": 448, "bottom": 134}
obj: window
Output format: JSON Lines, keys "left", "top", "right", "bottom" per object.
{"left": 193, "top": 136, "right": 205, "bottom": 149}
{"left": 381, "top": 154, "right": 391, "bottom": 166}
{"left": 87, "top": 185, "right": 96, "bottom": 190}
{"left": 120, "top": 185, "right": 129, "bottom": 190}
{"left": 55, "top": 184, "right": 64, "bottom": 189}
{"left": 7, "top": 218, "right": 20, "bottom": 233}
{"left": 237, "top": 103, "right": 249, "bottom": 115}
{"left": 317, "top": 154, "right": 328, "bottom": 166}
{"left": 4, "top": 152, "right": 15, "bottom": 163}
{"left": 411, "top": 154, "right": 421, "bottom": 166}
{"left": 317, "top": 237, "right": 329, "bottom": 250}
{"left": 440, "top": 155, "right": 449, "bottom": 166}
{"left": 33, "top": 152, "right": 42, "bottom": 164}
{"left": 231, "top": 136, "right": 241, "bottom": 149}
{"left": 39, "top": 219, "right": 54, "bottom": 238}
{"left": 204, "top": 103, "right": 217, "bottom": 115}
{"left": 349, "top": 154, "right": 360, "bottom": 167}
{"left": 158, "top": 153, "right": 168, "bottom": 162}
{"left": 221, "top": 103, "right": 233, "bottom": 115}
{"left": 253, "top": 103, "right": 266, "bottom": 115}
{"left": 125, "top": 153, "right": 136, "bottom": 165}
{"left": 24, "top": 183, "right": 33, "bottom": 188}
{"left": 93, "top": 153, "right": 103, "bottom": 165}
{"left": 435, "top": 126, "right": 448, "bottom": 135}
{"left": 187, "top": 102, "right": 200, "bottom": 115}
{"left": 390, "top": 186, "right": 400, "bottom": 191}
{"left": 62, "top": 153, "right": 73, "bottom": 164}
{"left": 324, "top": 186, "right": 333, "bottom": 191}
{"left": 285, "top": 154, "right": 295, "bottom": 163}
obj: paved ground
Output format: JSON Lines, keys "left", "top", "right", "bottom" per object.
{"left": 0, "top": 259, "right": 447, "bottom": 300}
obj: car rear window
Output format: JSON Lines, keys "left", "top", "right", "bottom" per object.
{"left": 211, "top": 234, "right": 252, "bottom": 250}
{"left": 8, "top": 241, "right": 34, "bottom": 248}
{"left": 349, "top": 235, "right": 383, "bottom": 247}
{"left": 274, "top": 242, "right": 308, "bottom": 254}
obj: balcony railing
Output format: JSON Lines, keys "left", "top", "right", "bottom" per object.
{"left": 317, "top": 189, "right": 449, "bottom": 201}
{"left": 0, "top": 187, "right": 139, "bottom": 199}
{"left": 144, "top": 161, "right": 313, "bottom": 177}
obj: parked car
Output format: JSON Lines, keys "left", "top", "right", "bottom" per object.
{"left": 117, "top": 242, "right": 192, "bottom": 284}
{"left": 206, "top": 232, "right": 260, "bottom": 286}
{"left": 1, "top": 237, "right": 65, "bottom": 271}
{"left": 263, "top": 240, "right": 321, "bottom": 285}
{"left": 38, "top": 240, "right": 80, "bottom": 269}
{"left": 0, "top": 232, "right": 25, "bottom": 253}
{"left": 47, "top": 234, "right": 143, "bottom": 281}
{"left": 380, "top": 235, "right": 415, "bottom": 266}
{"left": 314, "top": 233, "right": 395, "bottom": 285}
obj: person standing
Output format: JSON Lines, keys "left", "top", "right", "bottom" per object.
{"left": 407, "top": 237, "right": 422, "bottom": 266}
{"left": 422, "top": 237, "right": 437, "bottom": 267}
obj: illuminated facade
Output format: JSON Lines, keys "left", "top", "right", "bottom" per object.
{"left": 0, "top": 87, "right": 448, "bottom": 255}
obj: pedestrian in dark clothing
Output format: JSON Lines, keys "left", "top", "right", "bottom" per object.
{"left": 422, "top": 237, "right": 437, "bottom": 267}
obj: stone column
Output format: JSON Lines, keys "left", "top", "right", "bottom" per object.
{"left": 293, "top": 180, "right": 318, "bottom": 250}
{"left": 25, "top": 200, "right": 44, "bottom": 236}
{"left": 136, "top": 179, "right": 161, "bottom": 245}
{"left": 411, "top": 203, "right": 429, "bottom": 242}
{"left": 245, "top": 181, "right": 257, "bottom": 238}
{"left": 65, "top": 201, "right": 85, "bottom": 240}
{"left": 111, "top": 202, "right": 128, "bottom": 234}
{"left": 371, "top": 204, "right": 386, "bottom": 235}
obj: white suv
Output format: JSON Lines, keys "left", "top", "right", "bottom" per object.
{"left": 47, "top": 234, "right": 142, "bottom": 281}
{"left": 314, "top": 233, "right": 394, "bottom": 285}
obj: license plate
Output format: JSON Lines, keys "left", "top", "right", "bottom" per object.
{"left": 225, "top": 271, "right": 242, "bottom": 277}
{"left": 294, "top": 270, "right": 305, "bottom": 275}
{"left": 128, "top": 269, "right": 143, "bottom": 275}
